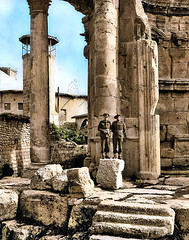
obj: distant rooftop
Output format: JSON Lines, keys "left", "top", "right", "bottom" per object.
{"left": 0, "top": 69, "right": 22, "bottom": 91}
{"left": 72, "top": 113, "right": 88, "bottom": 119}
{"left": 55, "top": 92, "right": 88, "bottom": 99}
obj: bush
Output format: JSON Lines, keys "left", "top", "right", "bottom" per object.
{"left": 50, "top": 123, "right": 86, "bottom": 145}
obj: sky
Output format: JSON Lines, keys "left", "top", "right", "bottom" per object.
{"left": 0, "top": 0, "right": 88, "bottom": 95}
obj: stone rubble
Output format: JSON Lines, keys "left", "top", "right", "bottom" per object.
{"left": 30, "top": 164, "right": 63, "bottom": 190}
{"left": 67, "top": 167, "right": 94, "bottom": 198}
{"left": 20, "top": 190, "right": 69, "bottom": 229}
{"left": 1, "top": 220, "right": 45, "bottom": 240}
{"left": 0, "top": 189, "right": 19, "bottom": 222}
{"left": 0, "top": 176, "right": 189, "bottom": 239}
{"left": 51, "top": 170, "right": 68, "bottom": 193}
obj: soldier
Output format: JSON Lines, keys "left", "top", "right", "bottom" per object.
{"left": 112, "top": 114, "right": 126, "bottom": 159}
{"left": 98, "top": 113, "right": 111, "bottom": 159}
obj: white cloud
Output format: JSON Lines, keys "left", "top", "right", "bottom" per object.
{"left": 0, "top": 0, "right": 14, "bottom": 15}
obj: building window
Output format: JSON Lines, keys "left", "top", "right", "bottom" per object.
{"left": 18, "top": 103, "right": 23, "bottom": 111}
{"left": 60, "top": 108, "right": 67, "bottom": 122}
{"left": 61, "top": 109, "right": 66, "bottom": 116}
{"left": 4, "top": 103, "right": 11, "bottom": 110}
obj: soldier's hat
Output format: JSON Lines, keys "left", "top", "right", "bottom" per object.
{"left": 103, "top": 113, "right": 109, "bottom": 117}
{"left": 114, "top": 114, "right": 121, "bottom": 119}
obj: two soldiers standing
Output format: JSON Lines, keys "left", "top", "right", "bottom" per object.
{"left": 98, "top": 113, "right": 126, "bottom": 159}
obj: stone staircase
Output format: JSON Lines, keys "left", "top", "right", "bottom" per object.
{"left": 90, "top": 200, "right": 175, "bottom": 239}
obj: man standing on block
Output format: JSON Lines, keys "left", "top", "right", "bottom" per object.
{"left": 98, "top": 113, "right": 111, "bottom": 159}
{"left": 112, "top": 114, "right": 126, "bottom": 159}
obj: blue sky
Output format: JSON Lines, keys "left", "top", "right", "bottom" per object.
{"left": 0, "top": 0, "right": 88, "bottom": 94}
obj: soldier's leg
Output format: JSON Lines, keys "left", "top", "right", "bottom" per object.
{"left": 118, "top": 138, "right": 123, "bottom": 159}
{"left": 105, "top": 137, "right": 110, "bottom": 158}
{"left": 113, "top": 137, "right": 117, "bottom": 158}
{"left": 101, "top": 138, "right": 105, "bottom": 158}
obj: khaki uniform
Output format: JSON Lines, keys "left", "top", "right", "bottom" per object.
{"left": 98, "top": 120, "right": 111, "bottom": 155}
{"left": 112, "top": 120, "right": 126, "bottom": 155}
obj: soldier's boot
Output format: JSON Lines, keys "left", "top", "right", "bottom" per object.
{"left": 105, "top": 154, "right": 110, "bottom": 159}
{"left": 113, "top": 153, "right": 117, "bottom": 159}
{"left": 101, "top": 153, "right": 105, "bottom": 159}
{"left": 118, "top": 154, "right": 122, "bottom": 159}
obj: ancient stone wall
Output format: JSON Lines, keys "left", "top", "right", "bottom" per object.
{"left": 0, "top": 114, "right": 87, "bottom": 176}
{"left": 50, "top": 140, "right": 88, "bottom": 168}
{"left": 143, "top": 2, "right": 189, "bottom": 173}
{"left": 0, "top": 114, "right": 30, "bottom": 176}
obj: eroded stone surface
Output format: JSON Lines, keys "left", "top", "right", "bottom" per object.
{"left": 51, "top": 170, "right": 68, "bottom": 193}
{"left": 1, "top": 220, "right": 45, "bottom": 240}
{"left": 96, "top": 159, "right": 125, "bottom": 190}
{"left": 165, "top": 177, "right": 189, "bottom": 186}
{"left": 67, "top": 167, "right": 94, "bottom": 198}
{"left": 0, "top": 189, "right": 18, "bottom": 221}
{"left": 167, "top": 200, "right": 189, "bottom": 231}
{"left": 68, "top": 204, "right": 96, "bottom": 234}
{"left": 20, "top": 190, "right": 69, "bottom": 228}
{"left": 30, "top": 164, "right": 63, "bottom": 190}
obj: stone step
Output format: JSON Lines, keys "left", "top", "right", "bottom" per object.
{"left": 94, "top": 211, "right": 173, "bottom": 233}
{"left": 98, "top": 200, "right": 175, "bottom": 217}
{"left": 90, "top": 235, "right": 140, "bottom": 240}
{"left": 90, "top": 222, "right": 168, "bottom": 239}
{"left": 90, "top": 200, "right": 175, "bottom": 239}
{"left": 161, "top": 170, "right": 189, "bottom": 175}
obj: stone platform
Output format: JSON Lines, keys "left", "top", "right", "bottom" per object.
{"left": 0, "top": 176, "right": 189, "bottom": 239}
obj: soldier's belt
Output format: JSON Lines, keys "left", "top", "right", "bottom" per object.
{"left": 113, "top": 130, "right": 123, "bottom": 134}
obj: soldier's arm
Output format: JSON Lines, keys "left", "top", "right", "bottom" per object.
{"left": 123, "top": 122, "right": 127, "bottom": 137}
{"left": 98, "top": 122, "right": 106, "bottom": 133}
{"left": 111, "top": 122, "right": 115, "bottom": 132}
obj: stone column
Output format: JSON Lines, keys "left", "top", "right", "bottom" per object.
{"left": 27, "top": 0, "right": 51, "bottom": 163}
{"left": 88, "top": 0, "right": 120, "bottom": 167}
{"left": 119, "top": 0, "right": 160, "bottom": 179}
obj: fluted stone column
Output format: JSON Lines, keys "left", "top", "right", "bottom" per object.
{"left": 27, "top": 0, "right": 51, "bottom": 163}
{"left": 88, "top": 0, "right": 120, "bottom": 166}
{"left": 119, "top": 0, "right": 160, "bottom": 179}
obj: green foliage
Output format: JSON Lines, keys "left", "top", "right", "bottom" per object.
{"left": 50, "top": 123, "right": 86, "bottom": 145}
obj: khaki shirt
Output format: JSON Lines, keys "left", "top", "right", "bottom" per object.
{"left": 112, "top": 120, "right": 126, "bottom": 138}
{"left": 98, "top": 120, "right": 111, "bottom": 138}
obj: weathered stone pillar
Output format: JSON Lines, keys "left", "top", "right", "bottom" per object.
{"left": 119, "top": 0, "right": 160, "bottom": 179}
{"left": 27, "top": 0, "right": 51, "bottom": 163}
{"left": 87, "top": 0, "right": 120, "bottom": 167}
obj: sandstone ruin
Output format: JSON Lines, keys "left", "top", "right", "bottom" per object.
{"left": 1, "top": 0, "right": 189, "bottom": 239}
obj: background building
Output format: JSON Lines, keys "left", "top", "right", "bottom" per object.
{"left": 55, "top": 92, "right": 88, "bottom": 125}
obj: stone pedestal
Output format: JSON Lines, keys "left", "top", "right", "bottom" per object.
{"left": 96, "top": 159, "right": 125, "bottom": 190}
{"left": 27, "top": 0, "right": 51, "bottom": 163}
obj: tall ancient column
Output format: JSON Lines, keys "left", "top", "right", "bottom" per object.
{"left": 27, "top": 0, "right": 51, "bottom": 163}
{"left": 119, "top": 0, "right": 160, "bottom": 179}
{"left": 87, "top": 0, "right": 120, "bottom": 167}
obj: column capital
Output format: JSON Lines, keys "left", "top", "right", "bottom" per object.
{"left": 27, "top": 0, "right": 51, "bottom": 14}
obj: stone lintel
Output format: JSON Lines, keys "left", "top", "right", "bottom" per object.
{"left": 159, "top": 79, "right": 189, "bottom": 91}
